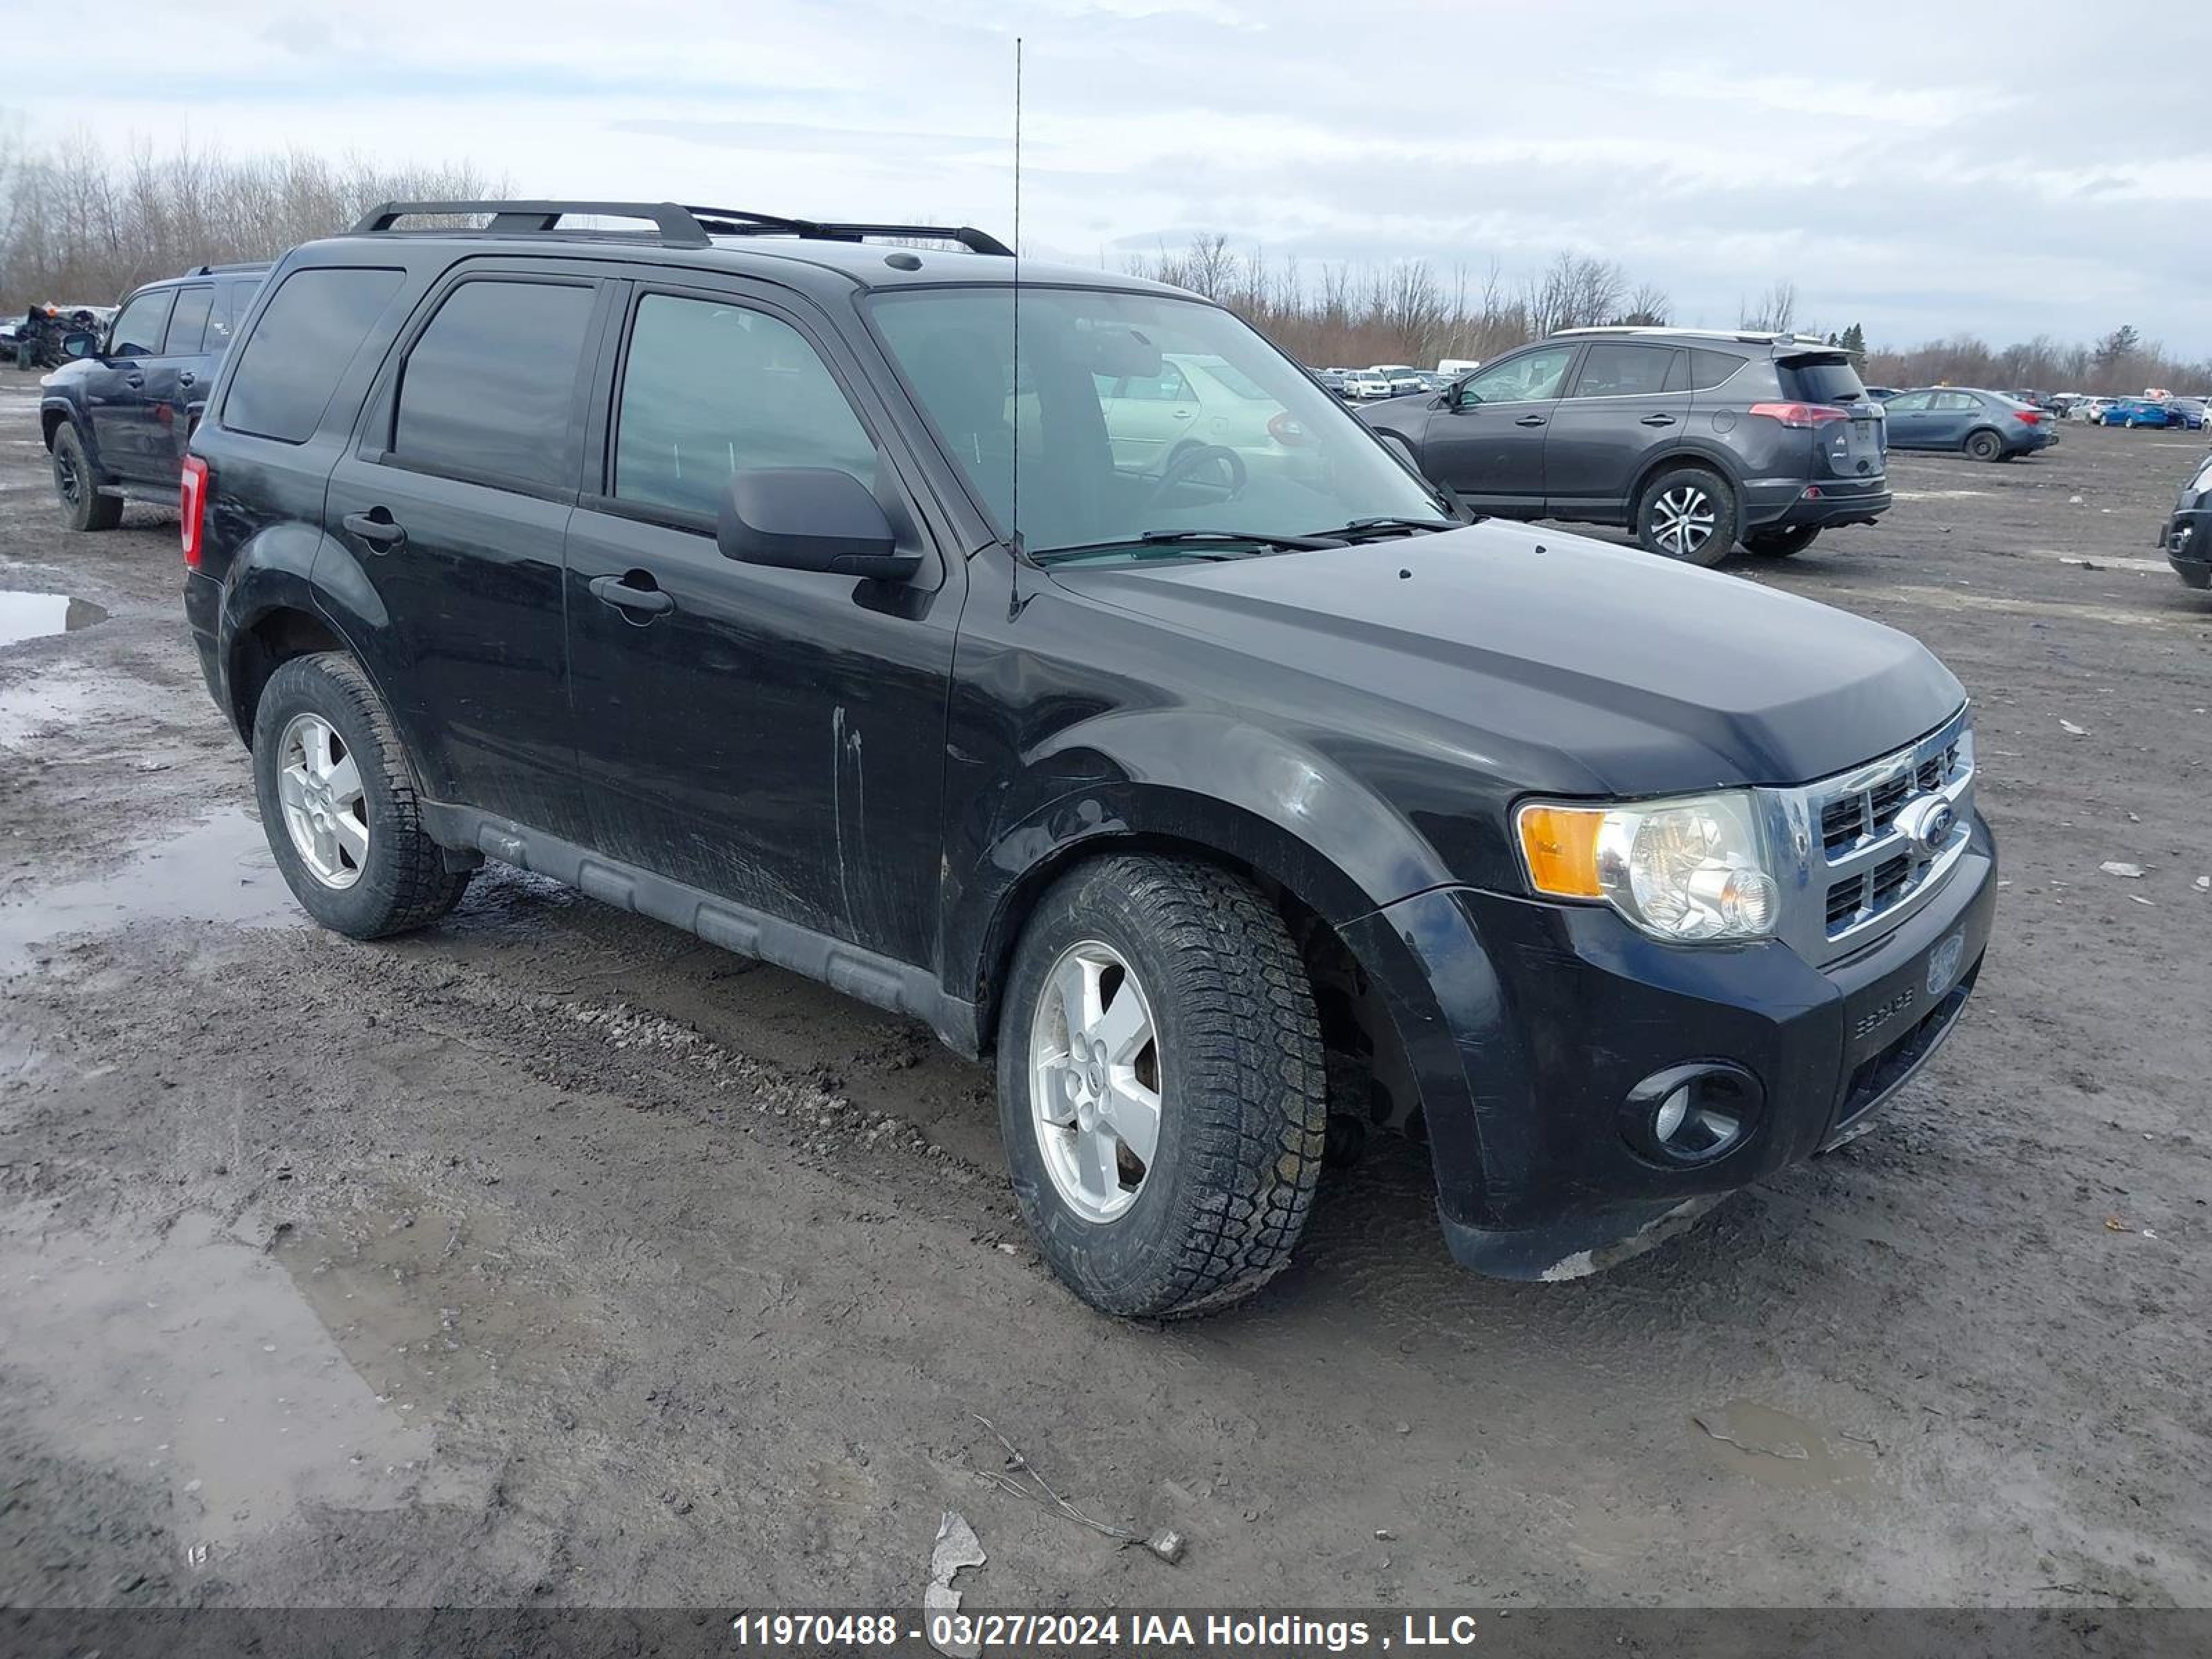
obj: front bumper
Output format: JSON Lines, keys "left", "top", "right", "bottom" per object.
{"left": 1342, "top": 812, "right": 1996, "bottom": 1280}
{"left": 2162, "top": 509, "right": 2211, "bottom": 589}
{"left": 1743, "top": 476, "right": 1892, "bottom": 532}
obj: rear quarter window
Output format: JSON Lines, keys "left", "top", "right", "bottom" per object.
{"left": 1778, "top": 357, "right": 1867, "bottom": 403}
{"left": 223, "top": 267, "right": 404, "bottom": 444}
{"left": 1686, "top": 348, "right": 1747, "bottom": 391}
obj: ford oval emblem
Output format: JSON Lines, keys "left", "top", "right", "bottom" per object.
{"left": 1927, "top": 931, "right": 1967, "bottom": 997}
{"left": 1896, "top": 795, "right": 1958, "bottom": 857}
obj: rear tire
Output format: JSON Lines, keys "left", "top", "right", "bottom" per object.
{"left": 52, "top": 424, "right": 121, "bottom": 532}
{"left": 251, "top": 653, "right": 471, "bottom": 939}
{"left": 1965, "top": 429, "right": 2005, "bottom": 462}
{"left": 995, "top": 854, "right": 1327, "bottom": 1318}
{"left": 1743, "top": 525, "right": 1821, "bottom": 557}
{"left": 1634, "top": 466, "right": 1737, "bottom": 566}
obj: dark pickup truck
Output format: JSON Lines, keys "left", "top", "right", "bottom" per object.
{"left": 39, "top": 263, "right": 268, "bottom": 531}
{"left": 182, "top": 200, "right": 1995, "bottom": 1318}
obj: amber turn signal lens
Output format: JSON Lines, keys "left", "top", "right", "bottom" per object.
{"left": 1516, "top": 805, "right": 1605, "bottom": 899}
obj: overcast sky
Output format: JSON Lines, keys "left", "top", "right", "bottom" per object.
{"left": 20, "top": 1, "right": 2212, "bottom": 351}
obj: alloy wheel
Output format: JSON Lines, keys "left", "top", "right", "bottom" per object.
{"left": 276, "top": 712, "right": 369, "bottom": 889}
{"left": 1028, "top": 939, "right": 1163, "bottom": 1223}
{"left": 53, "top": 446, "right": 80, "bottom": 506}
{"left": 1650, "top": 485, "right": 1717, "bottom": 559}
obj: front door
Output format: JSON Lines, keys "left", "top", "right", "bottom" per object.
{"left": 561, "top": 280, "right": 964, "bottom": 968}
{"left": 1096, "top": 359, "right": 1202, "bottom": 474}
{"left": 322, "top": 267, "right": 606, "bottom": 837}
{"left": 1417, "top": 344, "right": 1577, "bottom": 514}
{"left": 90, "top": 286, "right": 177, "bottom": 483}
{"left": 1542, "top": 341, "right": 1691, "bottom": 521}
{"left": 1881, "top": 390, "right": 1936, "bottom": 449}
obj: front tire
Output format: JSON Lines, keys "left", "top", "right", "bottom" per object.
{"left": 1965, "top": 429, "right": 2005, "bottom": 462}
{"left": 251, "top": 653, "right": 470, "bottom": 939}
{"left": 995, "top": 854, "right": 1327, "bottom": 1318}
{"left": 52, "top": 424, "right": 122, "bottom": 532}
{"left": 1635, "top": 466, "right": 1737, "bottom": 566}
{"left": 1743, "top": 525, "right": 1821, "bottom": 557}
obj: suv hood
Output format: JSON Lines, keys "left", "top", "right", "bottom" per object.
{"left": 1056, "top": 518, "right": 1965, "bottom": 797}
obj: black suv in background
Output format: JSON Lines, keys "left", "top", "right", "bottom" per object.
{"left": 1359, "top": 326, "right": 1890, "bottom": 565}
{"left": 39, "top": 263, "right": 270, "bottom": 530}
{"left": 182, "top": 201, "right": 1992, "bottom": 1318}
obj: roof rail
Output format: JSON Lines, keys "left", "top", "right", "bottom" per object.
{"left": 186, "top": 261, "right": 274, "bottom": 276}
{"left": 1549, "top": 324, "right": 1846, "bottom": 349}
{"left": 348, "top": 199, "right": 1012, "bottom": 256}
{"left": 682, "top": 206, "right": 1013, "bottom": 257}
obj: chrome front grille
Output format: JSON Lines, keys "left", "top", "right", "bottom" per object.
{"left": 1763, "top": 707, "right": 1976, "bottom": 966}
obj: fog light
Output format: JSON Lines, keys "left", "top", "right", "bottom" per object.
{"left": 1622, "top": 1063, "right": 1763, "bottom": 1166}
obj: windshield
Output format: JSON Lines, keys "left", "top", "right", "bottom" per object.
{"left": 869, "top": 285, "right": 1446, "bottom": 562}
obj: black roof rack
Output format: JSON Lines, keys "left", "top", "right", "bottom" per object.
{"left": 348, "top": 200, "right": 1011, "bottom": 257}
{"left": 185, "top": 261, "right": 273, "bottom": 276}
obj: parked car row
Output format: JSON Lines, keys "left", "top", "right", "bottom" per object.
{"left": 1318, "top": 364, "right": 1449, "bottom": 400}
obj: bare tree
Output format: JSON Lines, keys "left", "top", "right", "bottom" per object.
{"left": 1738, "top": 279, "right": 1799, "bottom": 334}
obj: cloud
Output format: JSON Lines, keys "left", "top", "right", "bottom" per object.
{"left": 17, "top": 0, "right": 2212, "bottom": 350}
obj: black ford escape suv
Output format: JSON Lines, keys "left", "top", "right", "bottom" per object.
{"left": 183, "top": 200, "right": 1994, "bottom": 1317}
{"left": 1359, "top": 326, "right": 1891, "bottom": 565}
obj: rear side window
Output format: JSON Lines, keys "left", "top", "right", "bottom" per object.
{"left": 390, "top": 279, "right": 597, "bottom": 493}
{"left": 1778, "top": 356, "right": 1866, "bottom": 403}
{"left": 1686, "top": 348, "right": 1747, "bottom": 390}
{"left": 206, "top": 279, "right": 259, "bottom": 349}
{"left": 613, "top": 294, "right": 877, "bottom": 520}
{"left": 1568, "top": 343, "right": 1680, "bottom": 397}
{"left": 109, "top": 290, "right": 175, "bottom": 359}
{"left": 165, "top": 285, "right": 214, "bottom": 355}
{"left": 225, "top": 268, "right": 404, "bottom": 444}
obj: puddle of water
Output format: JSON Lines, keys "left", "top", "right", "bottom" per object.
{"left": 0, "top": 590, "right": 108, "bottom": 648}
{"left": 1690, "top": 1399, "right": 1879, "bottom": 1492}
{"left": 0, "top": 808, "right": 302, "bottom": 971}
{"left": 0, "top": 665, "right": 100, "bottom": 748}
{"left": 0, "top": 1209, "right": 452, "bottom": 1547}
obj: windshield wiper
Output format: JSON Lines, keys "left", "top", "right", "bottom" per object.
{"left": 1033, "top": 528, "right": 1346, "bottom": 565}
{"left": 1307, "top": 516, "right": 1460, "bottom": 543}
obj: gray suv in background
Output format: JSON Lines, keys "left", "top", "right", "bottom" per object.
{"left": 1359, "top": 327, "right": 1890, "bottom": 565}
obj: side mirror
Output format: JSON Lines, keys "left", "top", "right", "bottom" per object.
{"left": 61, "top": 332, "right": 96, "bottom": 360}
{"left": 717, "top": 467, "right": 919, "bottom": 581}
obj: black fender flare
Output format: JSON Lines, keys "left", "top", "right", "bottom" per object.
{"left": 39, "top": 398, "right": 109, "bottom": 479}
{"left": 947, "top": 705, "right": 1473, "bottom": 1029}
{"left": 213, "top": 523, "right": 395, "bottom": 740}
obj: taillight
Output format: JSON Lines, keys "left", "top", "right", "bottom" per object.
{"left": 1747, "top": 401, "right": 1850, "bottom": 428}
{"left": 180, "top": 455, "right": 209, "bottom": 568}
{"left": 1266, "top": 411, "right": 1312, "bottom": 447}
{"left": 2014, "top": 410, "right": 2042, "bottom": 424}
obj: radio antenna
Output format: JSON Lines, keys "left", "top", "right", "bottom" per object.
{"left": 1010, "top": 35, "right": 1024, "bottom": 562}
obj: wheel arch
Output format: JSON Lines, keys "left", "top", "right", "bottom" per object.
{"left": 216, "top": 526, "right": 397, "bottom": 744}
{"left": 1628, "top": 442, "right": 1740, "bottom": 516}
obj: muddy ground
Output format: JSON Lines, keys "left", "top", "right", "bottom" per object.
{"left": 2, "top": 372, "right": 2209, "bottom": 1614}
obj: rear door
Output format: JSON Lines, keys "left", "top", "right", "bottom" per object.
{"left": 324, "top": 264, "right": 608, "bottom": 837}
{"left": 1922, "top": 391, "right": 1980, "bottom": 448}
{"left": 1778, "top": 352, "right": 1886, "bottom": 482}
{"left": 1414, "top": 343, "right": 1577, "bottom": 513}
{"left": 561, "top": 276, "right": 963, "bottom": 968}
{"left": 135, "top": 283, "right": 217, "bottom": 480}
{"left": 1542, "top": 341, "right": 1689, "bottom": 521}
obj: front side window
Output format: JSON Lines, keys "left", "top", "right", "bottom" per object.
{"left": 1459, "top": 346, "right": 1575, "bottom": 406}
{"left": 109, "top": 290, "right": 175, "bottom": 359}
{"left": 391, "top": 279, "right": 597, "bottom": 492}
{"left": 870, "top": 284, "right": 1445, "bottom": 560}
{"left": 614, "top": 294, "right": 877, "bottom": 521}
{"left": 165, "top": 285, "right": 215, "bottom": 356}
{"left": 1568, "top": 344, "right": 1679, "bottom": 398}
{"left": 225, "top": 267, "right": 404, "bottom": 444}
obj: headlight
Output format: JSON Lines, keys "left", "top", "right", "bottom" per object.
{"left": 1515, "top": 791, "right": 1779, "bottom": 943}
